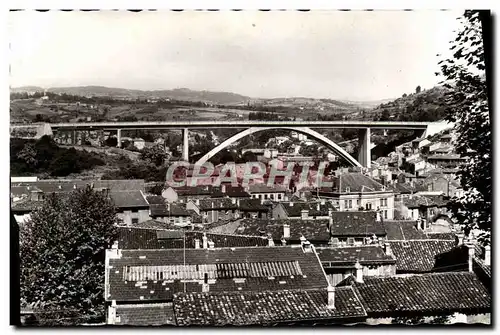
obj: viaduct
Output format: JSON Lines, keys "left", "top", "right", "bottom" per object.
{"left": 11, "top": 120, "right": 446, "bottom": 168}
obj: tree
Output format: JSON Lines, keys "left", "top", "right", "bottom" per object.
{"left": 438, "top": 10, "right": 491, "bottom": 245}
{"left": 415, "top": 85, "right": 422, "bottom": 94}
{"left": 20, "top": 187, "right": 118, "bottom": 325}
{"left": 16, "top": 143, "right": 38, "bottom": 167}
{"left": 140, "top": 144, "right": 168, "bottom": 166}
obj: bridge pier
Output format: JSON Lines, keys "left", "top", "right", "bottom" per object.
{"left": 182, "top": 128, "right": 189, "bottom": 162}
{"left": 358, "top": 128, "right": 371, "bottom": 168}
{"left": 117, "top": 129, "right": 122, "bottom": 148}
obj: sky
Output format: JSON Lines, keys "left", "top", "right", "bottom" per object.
{"left": 8, "top": 10, "right": 463, "bottom": 101}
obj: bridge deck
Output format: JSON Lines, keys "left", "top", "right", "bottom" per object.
{"left": 11, "top": 120, "right": 432, "bottom": 131}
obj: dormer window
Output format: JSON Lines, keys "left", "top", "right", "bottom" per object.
{"left": 345, "top": 187, "right": 351, "bottom": 193}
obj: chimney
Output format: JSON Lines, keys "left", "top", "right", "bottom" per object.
{"left": 320, "top": 199, "right": 325, "bottom": 205}
{"left": 208, "top": 241, "right": 215, "bottom": 249}
{"left": 261, "top": 199, "right": 265, "bottom": 205}
{"left": 316, "top": 203, "right": 320, "bottom": 211}
{"left": 281, "top": 236, "right": 287, "bottom": 246}
{"left": 237, "top": 199, "right": 240, "bottom": 207}
{"left": 267, "top": 234, "right": 275, "bottom": 247}
{"left": 194, "top": 238, "right": 200, "bottom": 249}
{"left": 327, "top": 285, "right": 335, "bottom": 309}
{"left": 417, "top": 218, "right": 422, "bottom": 230}
{"left": 384, "top": 242, "right": 393, "bottom": 257}
{"left": 231, "top": 198, "right": 236, "bottom": 205}
{"left": 73, "top": 184, "right": 77, "bottom": 189}
{"left": 202, "top": 233, "right": 208, "bottom": 249}
{"left": 484, "top": 245, "right": 491, "bottom": 266}
{"left": 467, "top": 243, "right": 475, "bottom": 272}
{"left": 422, "top": 219, "right": 427, "bottom": 230}
{"left": 301, "top": 209, "right": 309, "bottom": 220}
{"left": 58, "top": 185, "right": 62, "bottom": 189}
{"left": 283, "top": 224, "right": 290, "bottom": 238}
{"left": 376, "top": 211, "right": 381, "bottom": 222}
{"left": 328, "top": 209, "right": 333, "bottom": 228}
{"left": 355, "top": 261, "right": 364, "bottom": 283}
{"left": 221, "top": 184, "right": 226, "bottom": 194}
{"left": 456, "top": 233, "right": 465, "bottom": 246}
{"left": 289, "top": 202, "right": 294, "bottom": 207}
{"left": 195, "top": 198, "right": 200, "bottom": 206}
{"left": 302, "top": 240, "right": 313, "bottom": 253}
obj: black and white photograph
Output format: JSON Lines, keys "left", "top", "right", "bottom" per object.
{"left": 8, "top": 8, "right": 492, "bottom": 327}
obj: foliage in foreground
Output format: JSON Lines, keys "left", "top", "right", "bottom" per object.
{"left": 20, "top": 187, "right": 118, "bottom": 325}
{"left": 439, "top": 10, "right": 491, "bottom": 245}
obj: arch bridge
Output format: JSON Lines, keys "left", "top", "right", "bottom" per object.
{"left": 10, "top": 120, "right": 440, "bottom": 168}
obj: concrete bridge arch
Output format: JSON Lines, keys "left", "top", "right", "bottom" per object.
{"left": 194, "top": 127, "right": 364, "bottom": 168}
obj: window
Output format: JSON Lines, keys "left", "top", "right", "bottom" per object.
{"left": 131, "top": 218, "right": 139, "bottom": 224}
{"left": 348, "top": 200, "right": 352, "bottom": 209}
{"left": 277, "top": 194, "right": 282, "bottom": 200}
{"left": 384, "top": 210, "right": 388, "bottom": 219}
{"left": 344, "top": 200, "right": 348, "bottom": 209}
{"left": 264, "top": 194, "right": 269, "bottom": 200}
{"left": 347, "top": 238, "right": 355, "bottom": 246}
{"left": 366, "top": 203, "right": 372, "bottom": 210}
{"left": 357, "top": 199, "right": 360, "bottom": 206}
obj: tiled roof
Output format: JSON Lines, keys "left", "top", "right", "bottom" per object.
{"left": 110, "top": 191, "right": 149, "bottom": 208}
{"left": 114, "top": 303, "right": 176, "bottom": 326}
{"left": 248, "top": 184, "right": 287, "bottom": 194}
{"left": 330, "top": 212, "right": 386, "bottom": 237}
{"left": 129, "top": 219, "right": 179, "bottom": 230}
{"left": 235, "top": 219, "right": 331, "bottom": 242}
{"left": 426, "top": 232, "right": 456, "bottom": 240}
{"left": 393, "top": 183, "right": 417, "bottom": 194}
{"left": 211, "top": 186, "right": 251, "bottom": 198}
{"left": 389, "top": 240, "right": 456, "bottom": 272}
{"left": 333, "top": 173, "right": 388, "bottom": 193}
{"left": 383, "top": 220, "right": 426, "bottom": 241}
{"left": 149, "top": 203, "right": 190, "bottom": 217}
{"left": 238, "top": 198, "right": 270, "bottom": 212}
{"left": 106, "top": 246, "right": 328, "bottom": 302}
{"left": 404, "top": 195, "right": 449, "bottom": 209}
{"left": 146, "top": 195, "right": 165, "bottom": 205}
{"left": 116, "top": 227, "right": 269, "bottom": 250}
{"left": 173, "top": 287, "right": 366, "bottom": 326}
{"left": 348, "top": 272, "right": 490, "bottom": 315}
{"left": 316, "top": 246, "right": 396, "bottom": 266}
{"left": 279, "top": 201, "right": 335, "bottom": 218}
{"left": 117, "top": 227, "right": 185, "bottom": 249}
{"left": 175, "top": 186, "right": 212, "bottom": 197}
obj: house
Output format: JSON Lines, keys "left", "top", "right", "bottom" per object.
{"left": 272, "top": 201, "right": 336, "bottom": 220}
{"left": 318, "top": 173, "right": 395, "bottom": 220}
{"left": 186, "top": 198, "right": 240, "bottom": 224}
{"left": 337, "top": 271, "right": 490, "bottom": 324}
{"left": 171, "top": 185, "right": 212, "bottom": 203}
{"left": 247, "top": 184, "right": 287, "bottom": 202}
{"left": 419, "top": 174, "right": 463, "bottom": 198}
{"left": 146, "top": 196, "right": 192, "bottom": 227}
{"left": 110, "top": 191, "right": 150, "bottom": 225}
{"left": 316, "top": 245, "right": 396, "bottom": 286}
{"left": 237, "top": 198, "right": 271, "bottom": 219}
{"left": 211, "top": 184, "right": 251, "bottom": 199}
{"left": 105, "top": 245, "right": 359, "bottom": 325}
{"left": 426, "top": 154, "right": 465, "bottom": 168}
{"left": 399, "top": 195, "right": 451, "bottom": 223}
{"left": 396, "top": 172, "right": 417, "bottom": 185}
{"left": 329, "top": 211, "right": 387, "bottom": 247}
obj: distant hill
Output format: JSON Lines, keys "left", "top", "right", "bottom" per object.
{"left": 369, "top": 86, "right": 451, "bottom": 122}
{"left": 10, "top": 86, "right": 45, "bottom": 93}
{"left": 11, "top": 86, "right": 253, "bottom": 105}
